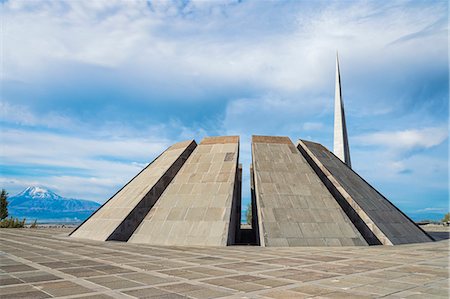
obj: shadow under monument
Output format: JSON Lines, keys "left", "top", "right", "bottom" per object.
{"left": 426, "top": 231, "right": 450, "bottom": 241}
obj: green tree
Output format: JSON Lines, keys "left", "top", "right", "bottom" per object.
{"left": 0, "top": 189, "right": 8, "bottom": 220}
{"left": 246, "top": 203, "right": 252, "bottom": 225}
{"left": 442, "top": 213, "right": 450, "bottom": 223}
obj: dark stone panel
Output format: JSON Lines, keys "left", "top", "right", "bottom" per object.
{"left": 299, "top": 140, "right": 433, "bottom": 245}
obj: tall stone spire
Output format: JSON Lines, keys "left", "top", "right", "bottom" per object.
{"left": 333, "top": 53, "right": 351, "bottom": 168}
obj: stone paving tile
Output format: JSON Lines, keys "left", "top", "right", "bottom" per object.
{"left": 393, "top": 273, "right": 443, "bottom": 284}
{"left": 33, "top": 280, "right": 94, "bottom": 297}
{"left": 403, "top": 285, "right": 449, "bottom": 297}
{"left": 4, "top": 290, "right": 51, "bottom": 299}
{"left": 0, "top": 284, "right": 42, "bottom": 296}
{"left": 0, "top": 228, "right": 449, "bottom": 298}
{"left": 215, "top": 261, "right": 275, "bottom": 272}
{"left": 289, "top": 284, "right": 337, "bottom": 296}
{"left": 119, "top": 272, "right": 179, "bottom": 285}
{"left": 159, "top": 268, "right": 211, "bottom": 279}
{"left": 37, "top": 260, "right": 77, "bottom": 269}
{"left": 182, "top": 256, "right": 237, "bottom": 266}
{"left": 0, "top": 274, "right": 23, "bottom": 286}
{"left": 0, "top": 263, "right": 38, "bottom": 273}
{"left": 121, "top": 286, "right": 178, "bottom": 298}
{"left": 283, "top": 270, "right": 338, "bottom": 282}
{"left": 87, "top": 275, "right": 145, "bottom": 289}
{"left": 252, "top": 278, "right": 292, "bottom": 288}
{"left": 158, "top": 282, "right": 204, "bottom": 293}
{"left": 186, "top": 288, "right": 232, "bottom": 299}
{"left": 58, "top": 266, "right": 108, "bottom": 277}
{"left": 227, "top": 282, "right": 269, "bottom": 292}
{"left": 314, "top": 290, "right": 376, "bottom": 298}
{"left": 260, "top": 289, "right": 310, "bottom": 299}
{"left": 201, "top": 275, "right": 285, "bottom": 293}
{"left": 256, "top": 257, "right": 315, "bottom": 267}
{"left": 89, "top": 264, "right": 137, "bottom": 274}
{"left": 13, "top": 270, "right": 62, "bottom": 283}
{"left": 73, "top": 294, "right": 116, "bottom": 299}
{"left": 182, "top": 266, "right": 233, "bottom": 277}
{"left": 358, "top": 270, "right": 409, "bottom": 280}
{"left": 314, "top": 276, "right": 367, "bottom": 289}
{"left": 292, "top": 254, "right": 348, "bottom": 262}
{"left": 158, "top": 282, "right": 234, "bottom": 298}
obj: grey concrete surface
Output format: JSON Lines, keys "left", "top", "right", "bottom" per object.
{"left": 1, "top": 228, "right": 448, "bottom": 298}
{"left": 252, "top": 136, "right": 367, "bottom": 247}
{"left": 70, "top": 140, "right": 196, "bottom": 242}
{"left": 129, "top": 136, "right": 240, "bottom": 246}
{"left": 298, "top": 140, "right": 433, "bottom": 245}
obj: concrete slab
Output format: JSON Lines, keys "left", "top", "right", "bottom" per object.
{"left": 129, "top": 136, "right": 240, "bottom": 246}
{"left": 298, "top": 140, "right": 433, "bottom": 245}
{"left": 251, "top": 135, "right": 367, "bottom": 247}
{"left": 70, "top": 140, "right": 196, "bottom": 241}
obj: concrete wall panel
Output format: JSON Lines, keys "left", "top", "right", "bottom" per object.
{"left": 252, "top": 136, "right": 367, "bottom": 247}
{"left": 298, "top": 140, "right": 432, "bottom": 245}
{"left": 129, "top": 136, "right": 240, "bottom": 246}
{"left": 70, "top": 140, "right": 196, "bottom": 241}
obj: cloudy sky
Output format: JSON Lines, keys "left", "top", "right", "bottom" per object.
{"left": 1, "top": 0, "right": 448, "bottom": 219}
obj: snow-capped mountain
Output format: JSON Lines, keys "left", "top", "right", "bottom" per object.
{"left": 8, "top": 186, "right": 101, "bottom": 223}
{"left": 13, "top": 186, "right": 67, "bottom": 201}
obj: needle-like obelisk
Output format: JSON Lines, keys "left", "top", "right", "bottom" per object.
{"left": 333, "top": 53, "right": 351, "bottom": 168}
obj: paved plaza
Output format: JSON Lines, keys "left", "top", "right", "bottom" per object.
{"left": 0, "top": 228, "right": 448, "bottom": 298}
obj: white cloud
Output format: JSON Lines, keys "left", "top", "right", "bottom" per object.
{"left": 1, "top": 129, "right": 170, "bottom": 166}
{"left": 354, "top": 126, "right": 448, "bottom": 152}
{"left": 2, "top": 0, "right": 446, "bottom": 96}
{"left": 0, "top": 102, "right": 75, "bottom": 129}
{"left": 351, "top": 126, "right": 448, "bottom": 200}
{"left": 0, "top": 108, "right": 215, "bottom": 202}
{"left": 0, "top": 126, "right": 172, "bottom": 201}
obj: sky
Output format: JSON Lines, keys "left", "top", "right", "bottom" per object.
{"left": 1, "top": 0, "right": 448, "bottom": 220}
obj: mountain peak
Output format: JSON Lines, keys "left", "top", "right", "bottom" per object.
{"left": 9, "top": 187, "right": 101, "bottom": 222}
{"left": 16, "top": 186, "right": 61, "bottom": 200}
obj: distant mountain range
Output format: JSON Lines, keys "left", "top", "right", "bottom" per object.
{"left": 8, "top": 186, "right": 101, "bottom": 223}
{"left": 6, "top": 186, "right": 444, "bottom": 224}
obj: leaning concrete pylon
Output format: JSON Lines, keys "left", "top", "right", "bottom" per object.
{"left": 70, "top": 140, "right": 196, "bottom": 241}
{"left": 334, "top": 53, "right": 351, "bottom": 168}
{"left": 298, "top": 140, "right": 433, "bottom": 245}
{"left": 251, "top": 135, "right": 367, "bottom": 246}
{"left": 129, "top": 136, "right": 241, "bottom": 246}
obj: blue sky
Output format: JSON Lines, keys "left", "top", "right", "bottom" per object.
{"left": 1, "top": 0, "right": 448, "bottom": 219}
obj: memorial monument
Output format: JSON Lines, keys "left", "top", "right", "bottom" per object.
{"left": 71, "top": 56, "right": 433, "bottom": 246}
